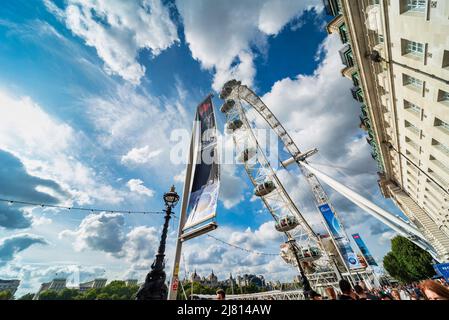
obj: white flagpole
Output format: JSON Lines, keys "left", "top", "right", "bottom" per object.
{"left": 168, "top": 119, "right": 197, "bottom": 300}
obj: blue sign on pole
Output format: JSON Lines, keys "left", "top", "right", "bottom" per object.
{"left": 319, "top": 204, "right": 361, "bottom": 269}
{"left": 433, "top": 263, "right": 449, "bottom": 283}
{"left": 352, "top": 233, "right": 378, "bottom": 266}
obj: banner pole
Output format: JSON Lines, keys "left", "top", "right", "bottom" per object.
{"left": 168, "top": 120, "right": 197, "bottom": 300}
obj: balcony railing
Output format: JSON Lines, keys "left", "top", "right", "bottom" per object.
{"left": 434, "top": 142, "right": 449, "bottom": 156}
{"left": 431, "top": 158, "right": 449, "bottom": 176}
{"left": 351, "top": 87, "right": 364, "bottom": 103}
{"left": 428, "top": 170, "right": 449, "bottom": 191}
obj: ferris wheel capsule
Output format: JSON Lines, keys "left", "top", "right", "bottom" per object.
{"left": 280, "top": 242, "right": 322, "bottom": 265}
{"left": 275, "top": 215, "right": 299, "bottom": 232}
{"left": 219, "top": 79, "right": 240, "bottom": 99}
{"left": 225, "top": 119, "right": 243, "bottom": 133}
{"left": 254, "top": 180, "right": 276, "bottom": 197}
{"left": 220, "top": 99, "right": 235, "bottom": 113}
{"left": 237, "top": 147, "right": 256, "bottom": 163}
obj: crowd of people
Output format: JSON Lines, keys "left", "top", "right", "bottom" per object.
{"left": 210, "top": 278, "right": 449, "bottom": 300}
{"left": 308, "top": 278, "right": 449, "bottom": 300}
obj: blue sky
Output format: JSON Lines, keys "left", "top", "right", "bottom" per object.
{"left": 0, "top": 0, "right": 402, "bottom": 296}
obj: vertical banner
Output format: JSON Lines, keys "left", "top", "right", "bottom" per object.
{"left": 318, "top": 204, "right": 362, "bottom": 269}
{"left": 433, "top": 263, "right": 449, "bottom": 283}
{"left": 182, "top": 96, "right": 220, "bottom": 233}
{"left": 352, "top": 233, "right": 378, "bottom": 266}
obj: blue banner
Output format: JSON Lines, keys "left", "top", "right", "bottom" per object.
{"left": 352, "top": 233, "right": 378, "bottom": 266}
{"left": 433, "top": 263, "right": 449, "bottom": 283}
{"left": 319, "top": 204, "right": 361, "bottom": 269}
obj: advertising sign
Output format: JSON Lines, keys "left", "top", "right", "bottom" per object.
{"left": 182, "top": 96, "right": 220, "bottom": 231}
{"left": 433, "top": 263, "right": 449, "bottom": 283}
{"left": 319, "top": 203, "right": 361, "bottom": 269}
{"left": 352, "top": 233, "right": 378, "bottom": 266}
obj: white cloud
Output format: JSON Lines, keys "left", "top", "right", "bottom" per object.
{"left": 84, "top": 83, "right": 192, "bottom": 184}
{"left": 219, "top": 165, "right": 246, "bottom": 209}
{"left": 228, "top": 221, "right": 283, "bottom": 250}
{"left": 126, "top": 179, "right": 155, "bottom": 197}
{"left": 118, "top": 226, "right": 159, "bottom": 265}
{"left": 59, "top": 213, "right": 161, "bottom": 274}
{"left": 176, "top": 0, "right": 320, "bottom": 91}
{"left": 182, "top": 224, "right": 296, "bottom": 282}
{"left": 60, "top": 212, "right": 126, "bottom": 253}
{"left": 0, "top": 89, "right": 125, "bottom": 206}
{"left": 257, "top": 0, "right": 319, "bottom": 35}
{"left": 0, "top": 234, "right": 48, "bottom": 267}
{"left": 45, "top": 0, "right": 179, "bottom": 84}
{"left": 174, "top": 168, "right": 186, "bottom": 183}
{"left": 0, "top": 90, "right": 73, "bottom": 158}
{"left": 1, "top": 263, "right": 107, "bottom": 297}
{"left": 121, "top": 145, "right": 162, "bottom": 165}
{"left": 378, "top": 230, "right": 397, "bottom": 245}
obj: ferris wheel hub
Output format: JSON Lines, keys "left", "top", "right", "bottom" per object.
{"left": 281, "top": 148, "right": 319, "bottom": 168}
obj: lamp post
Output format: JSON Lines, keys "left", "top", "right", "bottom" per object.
{"left": 136, "top": 185, "right": 179, "bottom": 300}
{"left": 288, "top": 239, "right": 312, "bottom": 299}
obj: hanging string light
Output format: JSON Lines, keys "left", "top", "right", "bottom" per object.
{"left": 0, "top": 198, "right": 165, "bottom": 215}
{"left": 206, "top": 234, "right": 278, "bottom": 257}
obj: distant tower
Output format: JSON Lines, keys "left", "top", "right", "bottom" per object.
{"left": 190, "top": 270, "right": 201, "bottom": 283}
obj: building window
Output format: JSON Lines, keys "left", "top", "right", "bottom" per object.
{"left": 434, "top": 118, "right": 449, "bottom": 133}
{"left": 405, "top": 120, "right": 420, "bottom": 135}
{"left": 432, "top": 139, "right": 449, "bottom": 155}
{"left": 428, "top": 168, "right": 448, "bottom": 189}
{"left": 406, "top": 136, "right": 420, "bottom": 151}
{"left": 403, "top": 74, "right": 423, "bottom": 91}
{"left": 378, "top": 34, "right": 384, "bottom": 44}
{"left": 405, "top": 0, "right": 427, "bottom": 12}
{"left": 339, "top": 44, "right": 354, "bottom": 68}
{"left": 437, "top": 90, "right": 449, "bottom": 103}
{"left": 443, "top": 50, "right": 449, "bottom": 68}
{"left": 403, "top": 40, "right": 424, "bottom": 57}
{"left": 430, "top": 155, "right": 449, "bottom": 175}
{"left": 339, "top": 24, "right": 349, "bottom": 44}
{"left": 351, "top": 72, "right": 360, "bottom": 87}
{"left": 404, "top": 100, "right": 421, "bottom": 115}
{"left": 443, "top": 91, "right": 449, "bottom": 101}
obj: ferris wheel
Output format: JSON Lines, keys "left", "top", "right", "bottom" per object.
{"left": 219, "top": 79, "right": 370, "bottom": 291}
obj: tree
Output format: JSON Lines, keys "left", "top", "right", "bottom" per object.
{"left": 38, "top": 290, "right": 59, "bottom": 300}
{"left": 383, "top": 235, "right": 435, "bottom": 283}
{"left": 96, "top": 293, "right": 110, "bottom": 300}
{"left": 18, "top": 293, "right": 35, "bottom": 300}
{"left": 0, "top": 290, "right": 13, "bottom": 300}
{"left": 58, "top": 288, "right": 79, "bottom": 300}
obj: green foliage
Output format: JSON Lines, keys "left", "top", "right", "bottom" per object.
{"left": 18, "top": 293, "right": 35, "bottom": 300}
{"left": 0, "top": 290, "right": 13, "bottom": 300}
{"left": 38, "top": 290, "right": 59, "bottom": 300}
{"left": 383, "top": 235, "right": 435, "bottom": 283}
{"left": 58, "top": 288, "right": 79, "bottom": 300}
{"left": 36, "top": 281, "right": 140, "bottom": 300}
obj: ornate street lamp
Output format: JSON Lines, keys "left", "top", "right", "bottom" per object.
{"left": 287, "top": 238, "right": 312, "bottom": 299}
{"left": 136, "top": 185, "right": 179, "bottom": 300}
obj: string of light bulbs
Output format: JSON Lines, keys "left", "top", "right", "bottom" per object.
{"left": 0, "top": 198, "right": 165, "bottom": 215}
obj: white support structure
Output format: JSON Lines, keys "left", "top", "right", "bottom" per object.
{"left": 194, "top": 290, "right": 305, "bottom": 300}
{"left": 299, "top": 161, "right": 440, "bottom": 261}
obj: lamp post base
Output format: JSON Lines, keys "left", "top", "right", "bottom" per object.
{"left": 136, "top": 268, "right": 168, "bottom": 300}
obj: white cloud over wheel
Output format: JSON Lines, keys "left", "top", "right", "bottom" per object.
{"left": 176, "top": 0, "right": 320, "bottom": 91}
